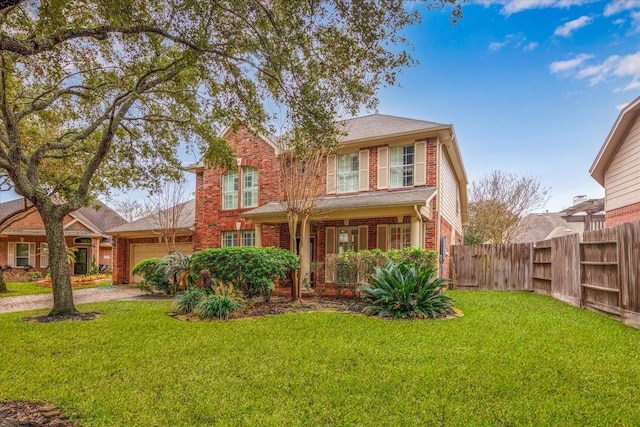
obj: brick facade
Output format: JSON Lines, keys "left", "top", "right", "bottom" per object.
{"left": 605, "top": 201, "right": 640, "bottom": 227}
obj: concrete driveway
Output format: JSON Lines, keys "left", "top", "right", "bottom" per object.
{"left": 0, "top": 284, "right": 148, "bottom": 314}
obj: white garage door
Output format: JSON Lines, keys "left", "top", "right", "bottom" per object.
{"left": 130, "top": 242, "right": 193, "bottom": 283}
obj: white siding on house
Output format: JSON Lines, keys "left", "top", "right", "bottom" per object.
{"left": 440, "top": 149, "right": 463, "bottom": 235}
{"left": 605, "top": 116, "right": 640, "bottom": 211}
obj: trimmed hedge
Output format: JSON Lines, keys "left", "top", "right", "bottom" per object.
{"left": 190, "top": 247, "right": 299, "bottom": 300}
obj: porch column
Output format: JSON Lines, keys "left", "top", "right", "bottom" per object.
{"left": 410, "top": 216, "right": 422, "bottom": 249}
{"left": 255, "top": 224, "right": 263, "bottom": 247}
{"left": 300, "top": 224, "right": 311, "bottom": 283}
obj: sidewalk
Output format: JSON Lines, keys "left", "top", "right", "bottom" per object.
{"left": 0, "top": 284, "right": 147, "bottom": 314}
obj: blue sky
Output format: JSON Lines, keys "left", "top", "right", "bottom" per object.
{"left": 375, "top": 0, "right": 640, "bottom": 211}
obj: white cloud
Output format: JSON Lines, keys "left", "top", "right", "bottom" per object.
{"left": 613, "top": 18, "right": 626, "bottom": 24}
{"left": 551, "top": 51, "right": 640, "bottom": 90}
{"left": 549, "top": 53, "right": 594, "bottom": 73}
{"left": 554, "top": 16, "right": 594, "bottom": 36}
{"left": 489, "top": 41, "right": 508, "bottom": 51}
{"left": 476, "top": 0, "right": 596, "bottom": 16}
{"left": 631, "top": 10, "right": 640, "bottom": 29}
{"left": 489, "top": 34, "right": 538, "bottom": 52}
{"left": 604, "top": 0, "right": 640, "bottom": 16}
{"left": 617, "top": 102, "right": 631, "bottom": 110}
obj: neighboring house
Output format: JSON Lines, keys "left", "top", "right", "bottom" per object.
{"left": 109, "top": 200, "right": 195, "bottom": 283}
{"left": 185, "top": 114, "right": 468, "bottom": 285}
{"left": 590, "top": 95, "right": 640, "bottom": 226}
{"left": 511, "top": 198, "right": 604, "bottom": 243}
{"left": 0, "top": 198, "right": 126, "bottom": 275}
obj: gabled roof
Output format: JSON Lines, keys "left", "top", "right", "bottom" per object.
{"left": 106, "top": 199, "right": 195, "bottom": 235}
{"left": 0, "top": 198, "right": 126, "bottom": 235}
{"left": 590, "top": 96, "right": 640, "bottom": 186}
{"left": 337, "top": 114, "right": 448, "bottom": 143}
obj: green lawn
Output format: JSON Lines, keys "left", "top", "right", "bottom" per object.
{"left": 0, "top": 281, "right": 110, "bottom": 298}
{"left": 2, "top": 291, "right": 640, "bottom": 426}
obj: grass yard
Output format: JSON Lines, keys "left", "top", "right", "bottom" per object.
{"left": 0, "top": 281, "right": 110, "bottom": 298}
{"left": 2, "top": 291, "right": 640, "bottom": 426}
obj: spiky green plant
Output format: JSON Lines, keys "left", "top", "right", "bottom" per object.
{"left": 173, "top": 287, "right": 206, "bottom": 315}
{"left": 159, "top": 252, "right": 192, "bottom": 295}
{"left": 195, "top": 282, "right": 246, "bottom": 320}
{"left": 358, "top": 261, "right": 454, "bottom": 319}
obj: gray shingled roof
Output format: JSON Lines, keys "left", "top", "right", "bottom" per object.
{"left": 511, "top": 213, "right": 584, "bottom": 243}
{"left": 106, "top": 199, "right": 195, "bottom": 234}
{"left": 337, "top": 114, "right": 447, "bottom": 143}
{"left": 242, "top": 187, "right": 436, "bottom": 217}
{"left": 0, "top": 198, "right": 125, "bottom": 233}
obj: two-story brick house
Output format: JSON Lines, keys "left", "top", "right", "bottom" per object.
{"left": 188, "top": 114, "right": 468, "bottom": 285}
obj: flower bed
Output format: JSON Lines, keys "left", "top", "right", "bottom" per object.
{"left": 37, "top": 274, "right": 112, "bottom": 288}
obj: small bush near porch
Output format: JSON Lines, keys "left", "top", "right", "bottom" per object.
{"left": 2, "top": 291, "right": 640, "bottom": 425}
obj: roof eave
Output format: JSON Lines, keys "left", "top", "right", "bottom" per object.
{"left": 590, "top": 96, "right": 640, "bottom": 186}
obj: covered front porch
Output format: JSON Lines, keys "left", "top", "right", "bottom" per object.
{"left": 241, "top": 187, "right": 437, "bottom": 287}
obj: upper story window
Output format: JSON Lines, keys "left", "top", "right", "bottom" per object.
{"left": 390, "top": 145, "right": 414, "bottom": 188}
{"left": 222, "top": 170, "right": 239, "bottom": 209}
{"left": 337, "top": 153, "right": 359, "bottom": 193}
{"left": 241, "top": 167, "right": 258, "bottom": 208}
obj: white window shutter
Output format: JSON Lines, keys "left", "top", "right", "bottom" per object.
{"left": 7, "top": 242, "right": 14, "bottom": 267}
{"left": 377, "top": 147, "right": 388, "bottom": 189}
{"left": 28, "top": 243, "right": 36, "bottom": 267}
{"left": 414, "top": 141, "right": 426, "bottom": 186}
{"left": 358, "top": 150, "right": 369, "bottom": 191}
{"left": 326, "top": 155, "right": 337, "bottom": 194}
{"left": 376, "top": 225, "right": 388, "bottom": 252}
{"left": 40, "top": 243, "right": 49, "bottom": 268}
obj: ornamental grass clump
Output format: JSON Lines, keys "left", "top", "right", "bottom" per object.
{"left": 172, "top": 270, "right": 246, "bottom": 320}
{"left": 358, "top": 261, "right": 454, "bottom": 319}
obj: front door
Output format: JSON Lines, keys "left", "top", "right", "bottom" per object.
{"left": 74, "top": 247, "right": 88, "bottom": 275}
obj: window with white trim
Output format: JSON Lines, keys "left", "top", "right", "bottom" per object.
{"left": 241, "top": 230, "right": 256, "bottom": 247}
{"left": 222, "top": 170, "right": 239, "bottom": 209}
{"left": 241, "top": 167, "right": 258, "bottom": 208}
{"left": 390, "top": 145, "right": 414, "bottom": 188}
{"left": 222, "top": 231, "right": 238, "bottom": 247}
{"left": 337, "top": 152, "right": 359, "bottom": 193}
{"left": 389, "top": 224, "right": 411, "bottom": 249}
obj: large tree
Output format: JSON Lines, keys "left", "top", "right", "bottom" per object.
{"left": 0, "top": 0, "right": 463, "bottom": 315}
{"left": 466, "top": 170, "right": 549, "bottom": 244}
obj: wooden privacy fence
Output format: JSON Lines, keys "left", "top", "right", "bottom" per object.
{"left": 451, "top": 220, "right": 640, "bottom": 328}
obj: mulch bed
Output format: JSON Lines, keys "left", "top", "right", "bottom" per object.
{"left": 0, "top": 401, "right": 75, "bottom": 427}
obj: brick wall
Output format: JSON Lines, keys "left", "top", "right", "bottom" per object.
{"left": 194, "top": 128, "right": 283, "bottom": 250}
{"left": 606, "top": 201, "right": 640, "bottom": 227}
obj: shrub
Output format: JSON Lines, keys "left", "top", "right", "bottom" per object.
{"left": 195, "top": 282, "right": 246, "bottom": 320}
{"left": 191, "top": 247, "right": 299, "bottom": 301}
{"left": 358, "top": 261, "right": 454, "bottom": 319}
{"left": 332, "top": 248, "right": 438, "bottom": 285}
{"left": 131, "top": 258, "right": 171, "bottom": 293}
{"left": 173, "top": 287, "right": 206, "bottom": 315}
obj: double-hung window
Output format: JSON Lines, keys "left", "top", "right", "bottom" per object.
{"left": 222, "top": 170, "right": 239, "bottom": 209}
{"left": 336, "top": 226, "right": 358, "bottom": 253}
{"left": 390, "top": 145, "right": 414, "bottom": 188}
{"left": 241, "top": 230, "right": 256, "bottom": 247}
{"left": 222, "top": 231, "right": 238, "bottom": 247}
{"left": 241, "top": 167, "right": 258, "bottom": 208}
{"left": 337, "top": 153, "right": 359, "bottom": 193}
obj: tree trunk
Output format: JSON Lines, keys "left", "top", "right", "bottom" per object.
{"left": 42, "top": 213, "right": 78, "bottom": 316}
{"left": 0, "top": 268, "right": 7, "bottom": 293}
{"left": 287, "top": 214, "right": 301, "bottom": 301}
